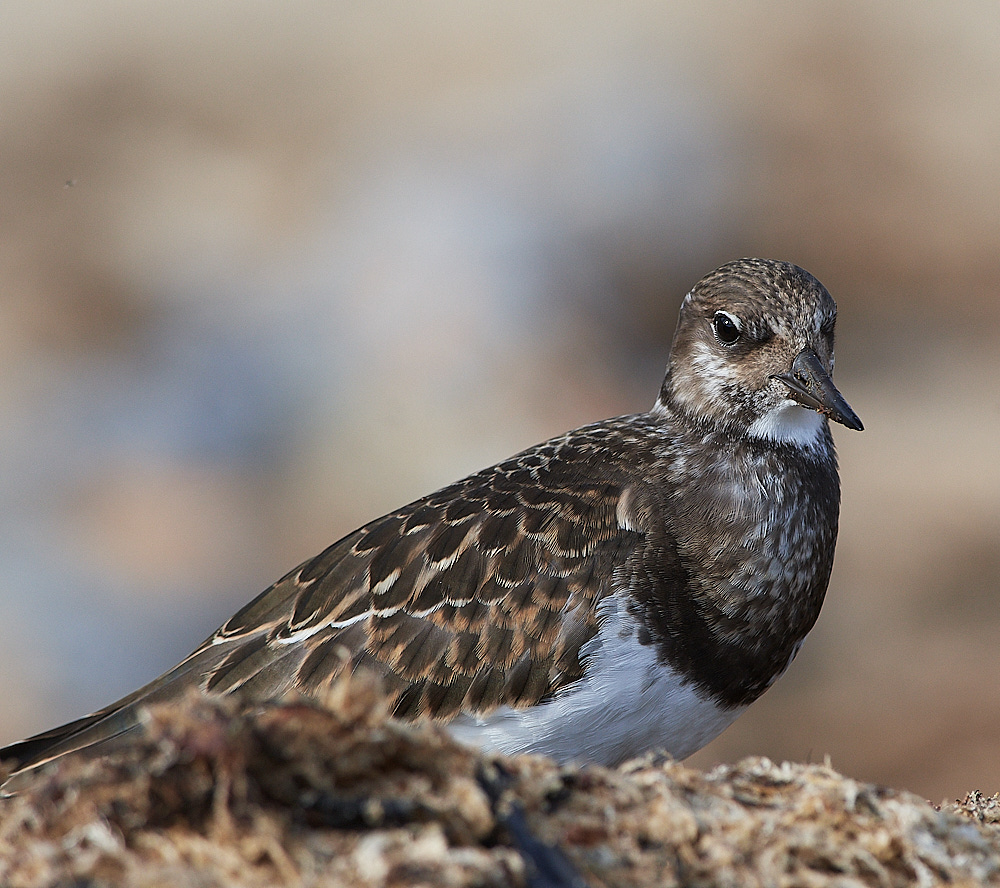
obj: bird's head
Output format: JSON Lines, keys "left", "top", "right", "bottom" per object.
{"left": 657, "top": 258, "right": 863, "bottom": 448}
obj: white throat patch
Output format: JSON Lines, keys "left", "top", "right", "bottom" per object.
{"left": 748, "top": 402, "right": 825, "bottom": 449}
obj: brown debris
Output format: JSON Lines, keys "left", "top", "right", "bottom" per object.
{"left": 1, "top": 676, "right": 999, "bottom": 887}
{"left": 950, "top": 791, "right": 1000, "bottom": 828}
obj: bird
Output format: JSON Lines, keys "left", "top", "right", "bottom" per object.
{"left": 1, "top": 257, "right": 863, "bottom": 788}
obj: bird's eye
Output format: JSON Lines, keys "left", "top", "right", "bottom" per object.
{"left": 712, "top": 312, "right": 742, "bottom": 346}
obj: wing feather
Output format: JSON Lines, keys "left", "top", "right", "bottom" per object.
{"left": 3, "top": 434, "right": 649, "bottom": 776}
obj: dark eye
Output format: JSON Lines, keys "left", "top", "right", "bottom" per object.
{"left": 712, "top": 311, "right": 742, "bottom": 346}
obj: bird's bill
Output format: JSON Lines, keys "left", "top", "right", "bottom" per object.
{"left": 771, "top": 348, "right": 864, "bottom": 431}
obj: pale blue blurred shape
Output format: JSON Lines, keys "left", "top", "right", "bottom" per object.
{"left": 0, "top": 54, "right": 734, "bottom": 733}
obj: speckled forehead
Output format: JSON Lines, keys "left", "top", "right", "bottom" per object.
{"left": 682, "top": 261, "right": 837, "bottom": 339}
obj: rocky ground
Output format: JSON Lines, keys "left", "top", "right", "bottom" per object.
{"left": 2, "top": 678, "right": 998, "bottom": 888}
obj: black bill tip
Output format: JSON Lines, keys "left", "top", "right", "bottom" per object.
{"left": 772, "top": 348, "right": 864, "bottom": 431}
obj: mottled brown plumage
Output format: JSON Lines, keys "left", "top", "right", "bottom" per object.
{"left": 2, "top": 258, "right": 863, "bottom": 785}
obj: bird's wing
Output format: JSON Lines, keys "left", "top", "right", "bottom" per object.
{"left": 3, "top": 439, "right": 647, "bottom": 776}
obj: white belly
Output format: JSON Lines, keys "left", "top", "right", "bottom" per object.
{"left": 448, "top": 598, "right": 745, "bottom": 765}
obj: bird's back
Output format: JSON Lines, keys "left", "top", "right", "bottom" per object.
{"left": 2, "top": 417, "right": 659, "bottom": 776}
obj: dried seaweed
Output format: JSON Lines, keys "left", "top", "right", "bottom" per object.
{"left": 1, "top": 676, "right": 998, "bottom": 887}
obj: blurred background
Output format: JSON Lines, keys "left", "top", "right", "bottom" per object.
{"left": 0, "top": 1, "right": 998, "bottom": 803}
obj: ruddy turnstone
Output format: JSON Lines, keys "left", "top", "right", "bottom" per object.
{"left": 1, "top": 258, "right": 863, "bottom": 785}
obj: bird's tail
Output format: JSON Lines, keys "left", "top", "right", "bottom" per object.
{"left": 0, "top": 636, "right": 272, "bottom": 792}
